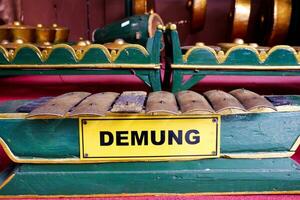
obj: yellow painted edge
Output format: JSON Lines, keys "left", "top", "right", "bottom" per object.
{"left": 291, "top": 136, "right": 300, "bottom": 152}
{"left": 79, "top": 118, "right": 83, "bottom": 160}
{"left": 0, "top": 113, "right": 27, "bottom": 119}
{"left": 222, "top": 152, "right": 295, "bottom": 159}
{"left": 171, "top": 64, "right": 300, "bottom": 70}
{"left": 0, "top": 191, "right": 299, "bottom": 198}
{"left": 0, "top": 63, "right": 160, "bottom": 69}
{"left": 0, "top": 173, "right": 15, "bottom": 190}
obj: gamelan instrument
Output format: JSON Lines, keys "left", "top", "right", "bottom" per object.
{"left": 132, "top": 0, "right": 155, "bottom": 15}
{"left": 186, "top": 0, "right": 207, "bottom": 31}
{"left": 287, "top": 0, "right": 300, "bottom": 45}
{"left": 259, "top": 0, "right": 292, "bottom": 45}
{"left": 93, "top": 12, "right": 163, "bottom": 46}
{"left": 229, "top": 0, "right": 251, "bottom": 40}
{"left": 0, "top": 21, "right": 69, "bottom": 50}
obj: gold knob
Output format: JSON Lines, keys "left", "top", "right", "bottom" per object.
{"left": 233, "top": 38, "right": 244, "bottom": 45}
{"left": 13, "top": 21, "right": 21, "bottom": 26}
{"left": 196, "top": 42, "right": 205, "bottom": 46}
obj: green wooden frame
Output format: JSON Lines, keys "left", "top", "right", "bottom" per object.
{"left": 0, "top": 98, "right": 299, "bottom": 195}
{"left": 0, "top": 28, "right": 164, "bottom": 91}
{"left": 164, "top": 26, "right": 300, "bottom": 93}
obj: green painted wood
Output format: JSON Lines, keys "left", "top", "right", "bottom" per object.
{"left": 149, "top": 29, "right": 163, "bottom": 64}
{"left": 12, "top": 47, "right": 43, "bottom": 65}
{"left": 114, "top": 48, "right": 150, "bottom": 64}
{"left": 0, "top": 110, "right": 299, "bottom": 158}
{"left": 45, "top": 47, "right": 77, "bottom": 64}
{"left": 171, "top": 70, "right": 205, "bottom": 93}
{"left": 0, "top": 158, "right": 298, "bottom": 195}
{"left": 80, "top": 48, "right": 110, "bottom": 64}
{"left": 264, "top": 49, "right": 298, "bottom": 66}
{"left": 0, "top": 100, "right": 30, "bottom": 113}
{"left": 186, "top": 49, "right": 218, "bottom": 65}
{"left": 0, "top": 119, "right": 79, "bottom": 158}
{"left": 93, "top": 14, "right": 150, "bottom": 46}
{"left": 170, "top": 69, "right": 300, "bottom": 92}
{"left": 223, "top": 48, "right": 260, "bottom": 65}
{"left": 169, "top": 29, "right": 183, "bottom": 64}
{"left": 0, "top": 50, "right": 9, "bottom": 65}
{"left": 148, "top": 69, "right": 162, "bottom": 91}
{"left": 166, "top": 29, "right": 300, "bottom": 92}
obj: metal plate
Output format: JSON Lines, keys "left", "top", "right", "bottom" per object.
{"left": 80, "top": 115, "right": 220, "bottom": 162}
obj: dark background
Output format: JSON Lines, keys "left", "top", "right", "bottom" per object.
{"left": 17, "top": 0, "right": 233, "bottom": 45}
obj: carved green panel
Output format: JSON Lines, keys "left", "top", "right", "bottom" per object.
{"left": 114, "top": 48, "right": 150, "bottom": 64}
{"left": 80, "top": 48, "right": 110, "bottom": 64}
{"left": 186, "top": 49, "right": 218, "bottom": 65}
{"left": 45, "top": 47, "right": 77, "bottom": 64}
{"left": 264, "top": 48, "right": 298, "bottom": 66}
{"left": 12, "top": 47, "right": 43, "bottom": 65}
{"left": 223, "top": 48, "right": 260, "bottom": 65}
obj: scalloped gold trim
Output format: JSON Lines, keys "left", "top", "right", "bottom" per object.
{"left": 0, "top": 46, "right": 9, "bottom": 62}
{"left": 223, "top": 45, "right": 260, "bottom": 62}
{"left": 80, "top": 44, "right": 112, "bottom": 63}
{"left": 111, "top": 44, "right": 150, "bottom": 62}
{"left": 12, "top": 44, "right": 44, "bottom": 62}
{"left": 266, "top": 45, "right": 298, "bottom": 61}
{"left": 183, "top": 45, "right": 218, "bottom": 63}
{"left": 0, "top": 43, "right": 151, "bottom": 64}
{"left": 45, "top": 43, "right": 78, "bottom": 61}
{"left": 183, "top": 45, "right": 300, "bottom": 64}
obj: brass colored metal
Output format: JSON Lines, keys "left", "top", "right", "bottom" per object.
{"left": 37, "top": 42, "right": 53, "bottom": 51}
{"left": 72, "top": 38, "right": 92, "bottom": 58}
{"left": 8, "top": 21, "right": 35, "bottom": 43}
{"left": 0, "top": 26, "right": 9, "bottom": 42}
{"left": 36, "top": 24, "right": 55, "bottom": 44}
{"left": 132, "top": 0, "right": 155, "bottom": 15}
{"left": 52, "top": 24, "right": 69, "bottom": 43}
{"left": 133, "top": 0, "right": 147, "bottom": 14}
{"left": 187, "top": 0, "right": 207, "bottom": 31}
{"left": 103, "top": 39, "right": 129, "bottom": 50}
{"left": 230, "top": 0, "right": 251, "bottom": 40}
{"left": 218, "top": 38, "right": 244, "bottom": 50}
{"left": 261, "top": 0, "right": 292, "bottom": 45}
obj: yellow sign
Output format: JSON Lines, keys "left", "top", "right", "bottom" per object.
{"left": 79, "top": 115, "right": 220, "bottom": 162}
